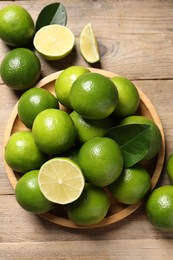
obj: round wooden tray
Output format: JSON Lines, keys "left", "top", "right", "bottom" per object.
{"left": 3, "top": 68, "right": 165, "bottom": 229}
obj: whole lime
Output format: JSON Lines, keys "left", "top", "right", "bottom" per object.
{"left": 70, "top": 72, "right": 118, "bottom": 120}
{"left": 109, "top": 166, "right": 151, "bottom": 204}
{"left": 5, "top": 131, "right": 46, "bottom": 173}
{"left": 0, "top": 48, "right": 41, "bottom": 91}
{"left": 166, "top": 153, "right": 173, "bottom": 184}
{"left": 0, "top": 5, "right": 35, "bottom": 46}
{"left": 111, "top": 76, "right": 140, "bottom": 118}
{"left": 70, "top": 111, "right": 113, "bottom": 144}
{"left": 67, "top": 183, "right": 110, "bottom": 226}
{"left": 120, "top": 115, "right": 162, "bottom": 160}
{"left": 78, "top": 137, "right": 123, "bottom": 187}
{"left": 15, "top": 170, "right": 54, "bottom": 214}
{"left": 18, "top": 88, "right": 58, "bottom": 128}
{"left": 32, "top": 108, "right": 76, "bottom": 154}
{"left": 146, "top": 185, "right": 173, "bottom": 231}
{"left": 55, "top": 66, "right": 90, "bottom": 108}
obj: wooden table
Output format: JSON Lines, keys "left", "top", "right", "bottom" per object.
{"left": 1, "top": 0, "right": 173, "bottom": 259}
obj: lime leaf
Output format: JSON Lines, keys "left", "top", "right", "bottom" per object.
{"left": 36, "top": 3, "right": 67, "bottom": 31}
{"left": 106, "top": 124, "right": 152, "bottom": 167}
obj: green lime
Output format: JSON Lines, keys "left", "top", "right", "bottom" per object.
{"left": 32, "top": 108, "right": 76, "bottom": 154}
{"left": 111, "top": 76, "right": 140, "bottom": 118}
{"left": 0, "top": 48, "right": 41, "bottom": 91}
{"left": 5, "top": 131, "right": 46, "bottom": 173}
{"left": 109, "top": 166, "right": 151, "bottom": 204}
{"left": 146, "top": 185, "right": 173, "bottom": 231}
{"left": 78, "top": 137, "right": 123, "bottom": 187}
{"left": 15, "top": 170, "right": 54, "bottom": 214}
{"left": 18, "top": 88, "right": 58, "bottom": 128}
{"left": 167, "top": 153, "right": 173, "bottom": 184}
{"left": 120, "top": 115, "right": 162, "bottom": 160}
{"left": 0, "top": 5, "right": 34, "bottom": 46}
{"left": 70, "top": 111, "right": 113, "bottom": 144}
{"left": 55, "top": 66, "right": 90, "bottom": 108}
{"left": 67, "top": 183, "right": 110, "bottom": 226}
{"left": 70, "top": 72, "right": 118, "bottom": 119}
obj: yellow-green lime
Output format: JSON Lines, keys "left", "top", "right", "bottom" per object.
{"left": 111, "top": 76, "right": 140, "bottom": 118}
{"left": 109, "top": 166, "right": 151, "bottom": 204}
{"left": 0, "top": 5, "right": 34, "bottom": 46}
{"left": 70, "top": 111, "right": 113, "bottom": 144}
{"left": 67, "top": 183, "right": 110, "bottom": 226}
{"left": 166, "top": 153, "right": 173, "bottom": 184}
{"left": 120, "top": 115, "right": 162, "bottom": 160}
{"left": 146, "top": 185, "right": 173, "bottom": 231}
{"left": 55, "top": 66, "right": 90, "bottom": 108}
{"left": 0, "top": 48, "right": 41, "bottom": 91}
{"left": 32, "top": 108, "right": 76, "bottom": 154}
{"left": 80, "top": 23, "right": 100, "bottom": 63}
{"left": 15, "top": 170, "right": 54, "bottom": 214}
{"left": 33, "top": 24, "right": 75, "bottom": 60}
{"left": 78, "top": 137, "right": 123, "bottom": 187}
{"left": 5, "top": 131, "right": 46, "bottom": 173}
{"left": 38, "top": 158, "right": 85, "bottom": 204}
{"left": 70, "top": 72, "right": 118, "bottom": 120}
{"left": 18, "top": 88, "right": 58, "bottom": 128}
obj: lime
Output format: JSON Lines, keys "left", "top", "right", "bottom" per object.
{"left": 80, "top": 23, "right": 100, "bottom": 63}
{"left": 32, "top": 108, "right": 76, "bottom": 154}
{"left": 18, "top": 88, "right": 58, "bottom": 128}
{"left": 0, "top": 48, "right": 41, "bottom": 91}
{"left": 33, "top": 24, "right": 75, "bottom": 60}
{"left": 0, "top": 5, "right": 34, "bottom": 46}
{"left": 67, "top": 183, "right": 110, "bottom": 226}
{"left": 166, "top": 153, "right": 173, "bottom": 183}
{"left": 5, "top": 131, "right": 46, "bottom": 173}
{"left": 70, "top": 111, "right": 113, "bottom": 144}
{"left": 120, "top": 115, "right": 162, "bottom": 160}
{"left": 78, "top": 137, "right": 123, "bottom": 187}
{"left": 111, "top": 76, "right": 140, "bottom": 118}
{"left": 146, "top": 185, "right": 173, "bottom": 231}
{"left": 38, "top": 158, "right": 85, "bottom": 204}
{"left": 70, "top": 72, "right": 118, "bottom": 120}
{"left": 55, "top": 66, "right": 90, "bottom": 108}
{"left": 109, "top": 166, "right": 151, "bottom": 204}
{"left": 15, "top": 170, "right": 54, "bottom": 214}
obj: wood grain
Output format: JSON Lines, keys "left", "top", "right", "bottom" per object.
{"left": 1, "top": 0, "right": 173, "bottom": 258}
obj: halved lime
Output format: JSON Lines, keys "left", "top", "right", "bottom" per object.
{"left": 33, "top": 24, "right": 75, "bottom": 60}
{"left": 38, "top": 158, "right": 85, "bottom": 205}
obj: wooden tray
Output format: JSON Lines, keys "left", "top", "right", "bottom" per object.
{"left": 3, "top": 68, "right": 165, "bottom": 229}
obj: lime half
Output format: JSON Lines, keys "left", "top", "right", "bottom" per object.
{"left": 38, "top": 158, "right": 85, "bottom": 205}
{"left": 33, "top": 24, "right": 75, "bottom": 60}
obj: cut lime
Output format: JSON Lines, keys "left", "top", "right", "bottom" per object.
{"left": 33, "top": 24, "right": 75, "bottom": 60}
{"left": 38, "top": 158, "right": 85, "bottom": 204}
{"left": 80, "top": 23, "right": 100, "bottom": 63}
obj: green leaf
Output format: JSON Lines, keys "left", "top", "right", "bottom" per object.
{"left": 106, "top": 124, "right": 152, "bottom": 167}
{"left": 36, "top": 3, "right": 67, "bottom": 31}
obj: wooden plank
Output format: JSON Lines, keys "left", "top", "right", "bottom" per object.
{"left": 0, "top": 239, "right": 173, "bottom": 259}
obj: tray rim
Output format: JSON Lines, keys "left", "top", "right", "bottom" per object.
{"left": 3, "top": 68, "right": 165, "bottom": 229}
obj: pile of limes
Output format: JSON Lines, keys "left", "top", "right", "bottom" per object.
{"left": 4, "top": 65, "right": 163, "bottom": 226}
